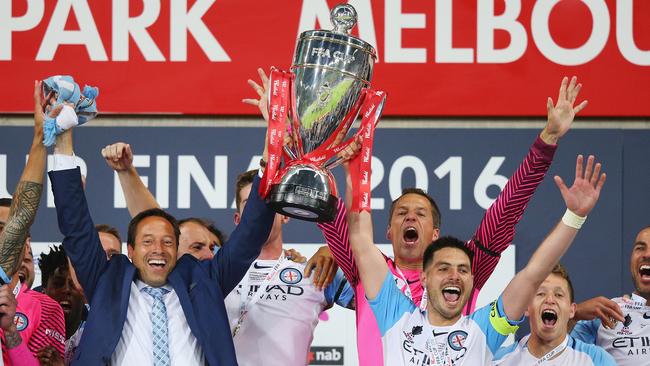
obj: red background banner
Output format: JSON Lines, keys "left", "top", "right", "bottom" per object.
{"left": 2, "top": 0, "right": 649, "bottom": 116}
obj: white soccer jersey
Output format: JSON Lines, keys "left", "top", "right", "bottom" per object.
{"left": 571, "top": 293, "right": 650, "bottom": 366}
{"left": 225, "top": 257, "right": 353, "bottom": 366}
{"left": 368, "top": 272, "right": 521, "bottom": 366}
{"left": 493, "top": 335, "right": 616, "bottom": 365}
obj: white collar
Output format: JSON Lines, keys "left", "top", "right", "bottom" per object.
{"left": 135, "top": 279, "right": 173, "bottom": 293}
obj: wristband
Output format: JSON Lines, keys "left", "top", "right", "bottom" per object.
{"left": 562, "top": 209, "right": 587, "bottom": 229}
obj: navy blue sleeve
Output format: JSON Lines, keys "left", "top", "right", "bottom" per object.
{"left": 50, "top": 168, "right": 108, "bottom": 301}
{"left": 324, "top": 269, "right": 355, "bottom": 309}
{"left": 210, "top": 175, "right": 275, "bottom": 295}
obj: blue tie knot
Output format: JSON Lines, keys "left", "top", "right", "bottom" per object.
{"left": 143, "top": 286, "right": 170, "bottom": 301}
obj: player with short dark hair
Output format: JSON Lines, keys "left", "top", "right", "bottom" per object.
{"left": 571, "top": 225, "right": 650, "bottom": 365}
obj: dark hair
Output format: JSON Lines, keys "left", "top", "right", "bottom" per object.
{"left": 95, "top": 224, "right": 122, "bottom": 243}
{"left": 38, "top": 245, "right": 68, "bottom": 288}
{"left": 127, "top": 208, "right": 180, "bottom": 248}
{"left": 389, "top": 188, "right": 441, "bottom": 229}
{"left": 422, "top": 236, "right": 473, "bottom": 271}
{"left": 550, "top": 264, "right": 575, "bottom": 303}
{"left": 0, "top": 198, "right": 11, "bottom": 208}
{"left": 178, "top": 217, "right": 226, "bottom": 247}
{"left": 235, "top": 170, "right": 258, "bottom": 212}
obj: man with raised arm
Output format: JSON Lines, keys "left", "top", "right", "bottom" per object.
{"left": 349, "top": 154, "right": 606, "bottom": 365}
{"left": 0, "top": 82, "right": 66, "bottom": 365}
{"left": 318, "top": 76, "right": 588, "bottom": 365}
{"left": 49, "top": 115, "right": 275, "bottom": 365}
{"left": 570, "top": 225, "right": 650, "bottom": 365}
{"left": 494, "top": 263, "right": 615, "bottom": 365}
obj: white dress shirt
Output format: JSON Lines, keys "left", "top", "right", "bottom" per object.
{"left": 110, "top": 280, "right": 205, "bottom": 365}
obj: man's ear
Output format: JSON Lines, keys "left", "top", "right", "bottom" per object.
{"left": 234, "top": 212, "right": 241, "bottom": 225}
{"left": 431, "top": 228, "right": 440, "bottom": 242}
{"left": 127, "top": 244, "right": 134, "bottom": 260}
{"left": 386, "top": 225, "right": 392, "bottom": 242}
{"left": 569, "top": 302, "right": 577, "bottom": 320}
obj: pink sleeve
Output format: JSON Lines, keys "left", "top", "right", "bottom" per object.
{"left": 468, "top": 136, "right": 557, "bottom": 290}
{"left": 29, "top": 297, "right": 66, "bottom": 359}
{"left": 7, "top": 342, "right": 40, "bottom": 366}
{"left": 318, "top": 198, "right": 359, "bottom": 285}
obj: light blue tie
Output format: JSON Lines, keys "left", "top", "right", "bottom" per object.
{"left": 143, "top": 287, "right": 171, "bottom": 366}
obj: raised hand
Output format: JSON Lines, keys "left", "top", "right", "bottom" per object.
{"left": 554, "top": 155, "right": 606, "bottom": 217}
{"left": 0, "top": 284, "right": 17, "bottom": 331}
{"left": 33, "top": 80, "right": 46, "bottom": 142}
{"left": 574, "top": 296, "right": 625, "bottom": 329}
{"left": 242, "top": 67, "right": 270, "bottom": 122}
{"left": 541, "top": 76, "right": 589, "bottom": 145}
{"left": 101, "top": 142, "right": 133, "bottom": 172}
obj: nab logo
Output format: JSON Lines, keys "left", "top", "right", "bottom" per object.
{"left": 308, "top": 347, "right": 344, "bottom": 365}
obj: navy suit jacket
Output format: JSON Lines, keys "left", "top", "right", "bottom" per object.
{"left": 50, "top": 168, "right": 275, "bottom": 365}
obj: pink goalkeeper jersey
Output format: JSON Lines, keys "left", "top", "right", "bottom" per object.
{"left": 319, "top": 136, "right": 556, "bottom": 366}
{"left": 1, "top": 284, "right": 65, "bottom": 366}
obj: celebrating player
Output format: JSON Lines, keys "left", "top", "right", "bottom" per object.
{"left": 493, "top": 263, "right": 615, "bottom": 365}
{"left": 348, "top": 153, "right": 606, "bottom": 365}
{"left": 319, "top": 76, "right": 588, "bottom": 365}
{"left": 570, "top": 225, "right": 650, "bottom": 365}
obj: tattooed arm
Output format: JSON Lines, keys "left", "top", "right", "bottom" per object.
{"left": 0, "top": 81, "right": 48, "bottom": 276}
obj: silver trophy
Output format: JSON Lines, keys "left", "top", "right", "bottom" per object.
{"left": 266, "top": 4, "right": 385, "bottom": 222}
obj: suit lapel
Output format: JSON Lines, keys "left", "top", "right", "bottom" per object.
{"left": 168, "top": 270, "right": 202, "bottom": 342}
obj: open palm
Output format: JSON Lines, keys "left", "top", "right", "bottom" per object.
{"left": 546, "top": 76, "right": 588, "bottom": 139}
{"left": 554, "top": 155, "right": 606, "bottom": 217}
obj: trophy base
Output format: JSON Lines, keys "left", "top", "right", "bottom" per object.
{"left": 268, "top": 183, "right": 338, "bottom": 222}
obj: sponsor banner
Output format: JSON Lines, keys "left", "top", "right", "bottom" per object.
{"left": 1, "top": 0, "right": 649, "bottom": 116}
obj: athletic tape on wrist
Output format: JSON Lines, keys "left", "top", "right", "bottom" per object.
{"left": 562, "top": 209, "right": 587, "bottom": 229}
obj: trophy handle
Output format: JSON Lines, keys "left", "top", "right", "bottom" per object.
{"left": 323, "top": 89, "right": 386, "bottom": 170}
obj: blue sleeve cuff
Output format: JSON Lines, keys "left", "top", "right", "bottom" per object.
{"left": 0, "top": 266, "right": 11, "bottom": 285}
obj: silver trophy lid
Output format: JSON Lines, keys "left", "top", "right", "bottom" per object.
{"left": 295, "top": 4, "right": 376, "bottom": 59}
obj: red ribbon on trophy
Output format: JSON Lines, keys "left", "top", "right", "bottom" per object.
{"left": 259, "top": 69, "right": 290, "bottom": 198}
{"left": 349, "top": 90, "right": 384, "bottom": 212}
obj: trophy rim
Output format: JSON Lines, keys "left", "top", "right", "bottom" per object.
{"left": 298, "top": 31, "right": 376, "bottom": 58}
{"left": 290, "top": 64, "right": 372, "bottom": 86}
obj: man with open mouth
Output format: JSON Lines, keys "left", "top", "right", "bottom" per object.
{"left": 493, "top": 264, "right": 615, "bottom": 365}
{"left": 319, "top": 76, "right": 588, "bottom": 365}
{"left": 48, "top": 105, "right": 276, "bottom": 365}
{"left": 350, "top": 152, "right": 608, "bottom": 365}
{"left": 570, "top": 226, "right": 650, "bottom": 365}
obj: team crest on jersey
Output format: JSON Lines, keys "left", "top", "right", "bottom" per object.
{"left": 14, "top": 312, "right": 28, "bottom": 331}
{"left": 280, "top": 268, "right": 302, "bottom": 284}
{"left": 448, "top": 330, "right": 468, "bottom": 351}
{"left": 618, "top": 314, "right": 634, "bottom": 335}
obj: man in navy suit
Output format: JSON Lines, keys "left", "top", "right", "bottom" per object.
{"left": 49, "top": 125, "right": 275, "bottom": 365}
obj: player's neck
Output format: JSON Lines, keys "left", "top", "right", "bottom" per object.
{"left": 527, "top": 332, "right": 567, "bottom": 359}
{"left": 633, "top": 291, "right": 650, "bottom": 305}
{"left": 258, "top": 238, "right": 283, "bottom": 260}
{"left": 395, "top": 256, "right": 423, "bottom": 271}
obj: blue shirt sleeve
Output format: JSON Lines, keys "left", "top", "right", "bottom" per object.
{"left": 470, "top": 296, "right": 525, "bottom": 354}
{"left": 570, "top": 319, "right": 600, "bottom": 344}
{"left": 367, "top": 271, "right": 416, "bottom": 336}
{"left": 324, "top": 269, "right": 355, "bottom": 309}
